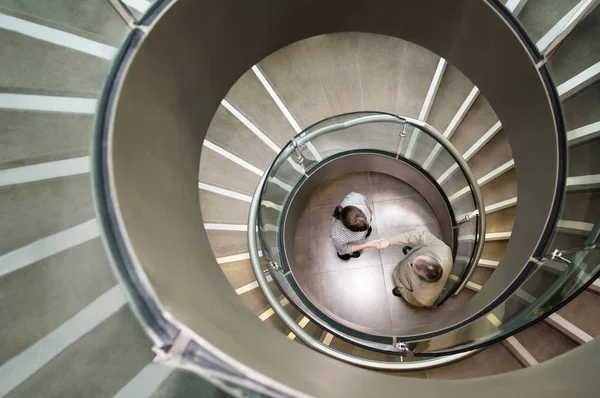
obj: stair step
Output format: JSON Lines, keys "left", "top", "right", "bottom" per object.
{"left": 1, "top": 306, "right": 154, "bottom": 397}
{"left": 513, "top": 321, "right": 577, "bottom": 363}
{"left": 199, "top": 144, "right": 261, "bottom": 196}
{"left": 518, "top": 0, "right": 582, "bottom": 45}
{"left": 0, "top": 109, "right": 92, "bottom": 169}
{"left": 199, "top": 189, "right": 250, "bottom": 225}
{"left": 0, "top": 1, "right": 129, "bottom": 46}
{"left": 446, "top": 96, "right": 498, "bottom": 156}
{"left": 469, "top": 267, "right": 494, "bottom": 286}
{"left": 556, "top": 290, "right": 600, "bottom": 337}
{"left": 225, "top": 69, "right": 297, "bottom": 149}
{"left": 425, "top": 344, "right": 523, "bottom": 379}
{"left": 204, "top": 105, "right": 275, "bottom": 171}
{"left": 546, "top": 6, "right": 600, "bottom": 89}
{"left": 0, "top": 239, "right": 115, "bottom": 364}
{"left": 0, "top": 175, "right": 94, "bottom": 256}
{"left": 0, "top": 28, "right": 111, "bottom": 96}
{"left": 485, "top": 206, "right": 516, "bottom": 234}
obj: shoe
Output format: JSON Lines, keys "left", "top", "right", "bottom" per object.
{"left": 392, "top": 287, "right": 402, "bottom": 297}
{"left": 365, "top": 226, "right": 372, "bottom": 238}
{"left": 351, "top": 251, "right": 361, "bottom": 258}
{"left": 402, "top": 246, "right": 412, "bottom": 255}
{"left": 337, "top": 253, "right": 352, "bottom": 261}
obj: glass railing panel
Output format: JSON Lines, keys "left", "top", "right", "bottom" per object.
{"left": 413, "top": 235, "right": 599, "bottom": 355}
{"left": 257, "top": 112, "right": 486, "bottom": 344}
{"left": 258, "top": 143, "right": 306, "bottom": 268}
{"left": 294, "top": 112, "right": 405, "bottom": 170}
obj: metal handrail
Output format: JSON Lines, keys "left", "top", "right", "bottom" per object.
{"left": 290, "top": 112, "right": 485, "bottom": 295}
{"left": 248, "top": 172, "right": 478, "bottom": 370}
{"left": 248, "top": 112, "right": 486, "bottom": 369}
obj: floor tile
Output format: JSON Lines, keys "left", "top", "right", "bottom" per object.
{"left": 320, "top": 266, "right": 392, "bottom": 331}
{"left": 294, "top": 211, "right": 312, "bottom": 239}
{"left": 295, "top": 272, "right": 323, "bottom": 304}
{"left": 310, "top": 205, "right": 337, "bottom": 240}
{"left": 370, "top": 172, "right": 420, "bottom": 203}
{"left": 292, "top": 236, "right": 320, "bottom": 275}
{"left": 316, "top": 237, "right": 382, "bottom": 272}
{"left": 309, "top": 172, "right": 372, "bottom": 209}
{"left": 374, "top": 196, "right": 438, "bottom": 231}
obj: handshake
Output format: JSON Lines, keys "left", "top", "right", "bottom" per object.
{"left": 367, "top": 239, "right": 390, "bottom": 250}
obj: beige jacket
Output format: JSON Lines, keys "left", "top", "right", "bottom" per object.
{"left": 389, "top": 229, "right": 453, "bottom": 307}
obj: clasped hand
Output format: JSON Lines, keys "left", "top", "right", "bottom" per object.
{"left": 367, "top": 239, "right": 389, "bottom": 250}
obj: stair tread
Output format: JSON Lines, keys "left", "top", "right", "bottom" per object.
{"left": 1, "top": 29, "right": 110, "bottom": 97}
{"left": 557, "top": 290, "right": 600, "bottom": 337}
{"left": 514, "top": 321, "right": 577, "bottom": 363}
{"left": 225, "top": 69, "right": 297, "bottom": 149}
{"left": 518, "top": 0, "right": 581, "bottom": 44}
{"left": 5, "top": 307, "right": 154, "bottom": 398}
{"left": 0, "top": 239, "right": 115, "bottom": 364}
{"left": 562, "top": 80, "right": 600, "bottom": 131}
{"left": 466, "top": 130, "right": 512, "bottom": 181}
{"left": 205, "top": 105, "right": 275, "bottom": 171}
{"left": 0, "top": 0, "right": 129, "bottom": 46}
{"left": 199, "top": 190, "right": 250, "bottom": 225}
{"left": 0, "top": 110, "right": 92, "bottom": 169}
{"left": 485, "top": 207, "right": 516, "bottom": 234}
{"left": 425, "top": 344, "right": 523, "bottom": 379}
{"left": 481, "top": 241, "right": 508, "bottom": 262}
{"left": 448, "top": 95, "right": 498, "bottom": 155}
{"left": 546, "top": 6, "right": 600, "bottom": 86}
{"left": 425, "top": 64, "right": 474, "bottom": 134}
{"left": 0, "top": 174, "right": 94, "bottom": 255}
{"left": 198, "top": 147, "right": 261, "bottom": 196}
{"left": 469, "top": 267, "right": 494, "bottom": 286}
{"left": 205, "top": 229, "right": 253, "bottom": 258}
{"left": 480, "top": 168, "right": 517, "bottom": 207}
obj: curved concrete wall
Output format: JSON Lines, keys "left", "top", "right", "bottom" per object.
{"left": 100, "top": 0, "right": 566, "bottom": 395}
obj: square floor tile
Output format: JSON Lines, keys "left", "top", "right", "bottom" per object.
{"left": 320, "top": 266, "right": 391, "bottom": 331}
{"left": 315, "top": 236, "right": 382, "bottom": 273}
{"left": 309, "top": 172, "right": 373, "bottom": 209}
{"left": 292, "top": 236, "right": 320, "bottom": 275}
{"left": 374, "top": 196, "right": 438, "bottom": 231}
{"left": 294, "top": 211, "right": 312, "bottom": 239}
{"left": 370, "top": 172, "right": 420, "bottom": 203}
{"left": 310, "top": 205, "right": 336, "bottom": 240}
{"left": 295, "top": 272, "right": 323, "bottom": 304}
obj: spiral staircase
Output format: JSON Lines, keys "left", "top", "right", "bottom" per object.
{"left": 1, "top": 0, "right": 599, "bottom": 396}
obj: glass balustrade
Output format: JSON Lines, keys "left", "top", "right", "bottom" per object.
{"left": 255, "top": 111, "right": 485, "bottom": 351}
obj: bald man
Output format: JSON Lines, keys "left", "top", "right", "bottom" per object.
{"left": 378, "top": 229, "right": 452, "bottom": 307}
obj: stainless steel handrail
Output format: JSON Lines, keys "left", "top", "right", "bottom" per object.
{"left": 248, "top": 172, "right": 478, "bottom": 370}
{"left": 292, "top": 112, "right": 485, "bottom": 294}
{"left": 249, "top": 112, "right": 486, "bottom": 369}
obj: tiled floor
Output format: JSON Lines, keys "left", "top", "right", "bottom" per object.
{"left": 292, "top": 171, "right": 471, "bottom": 334}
